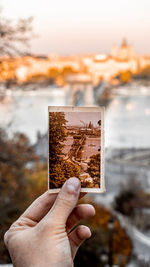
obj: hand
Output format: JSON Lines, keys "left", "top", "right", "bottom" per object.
{"left": 4, "top": 177, "right": 95, "bottom": 267}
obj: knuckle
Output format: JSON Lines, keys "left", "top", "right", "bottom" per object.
{"left": 40, "top": 218, "right": 55, "bottom": 233}
{"left": 57, "top": 195, "right": 72, "bottom": 208}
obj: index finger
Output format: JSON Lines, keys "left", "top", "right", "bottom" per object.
{"left": 21, "top": 191, "right": 57, "bottom": 223}
{"left": 21, "top": 191, "right": 86, "bottom": 224}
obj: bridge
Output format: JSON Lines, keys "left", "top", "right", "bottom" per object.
{"left": 66, "top": 74, "right": 109, "bottom": 106}
{"left": 67, "top": 135, "right": 86, "bottom": 166}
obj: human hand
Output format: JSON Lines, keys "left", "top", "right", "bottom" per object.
{"left": 4, "top": 177, "right": 95, "bottom": 267}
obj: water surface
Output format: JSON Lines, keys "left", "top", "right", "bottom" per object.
{"left": 0, "top": 89, "right": 150, "bottom": 147}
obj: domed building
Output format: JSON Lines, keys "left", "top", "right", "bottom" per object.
{"left": 111, "top": 38, "right": 135, "bottom": 60}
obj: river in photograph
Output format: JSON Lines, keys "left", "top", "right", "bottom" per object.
{"left": 82, "top": 137, "right": 100, "bottom": 160}
{"left": 63, "top": 136, "right": 100, "bottom": 160}
{"left": 63, "top": 137, "right": 74, "bottom": 155}
{"left": 0, "top": 88, "right": 150, "bottom": 148}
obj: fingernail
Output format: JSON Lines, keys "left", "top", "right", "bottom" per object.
{"left": 65, "top": 177, "right": 80, "bottom": 194}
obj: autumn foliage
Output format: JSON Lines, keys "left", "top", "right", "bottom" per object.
{"left": 75, "top": 202, "right": 132, "bottom": 267}
{"left": 0, "top": 129, "right": 46, "bottom": 263}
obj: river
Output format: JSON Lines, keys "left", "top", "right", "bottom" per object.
{"left": 105, "top": 94, "right": 150, "bottom": 148}
{"left": 0, "top": 86, "right": 150, "bottom": 148}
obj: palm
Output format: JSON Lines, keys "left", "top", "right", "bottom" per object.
{"left": 4, "top": 179, "right": 95, "bottom": 267}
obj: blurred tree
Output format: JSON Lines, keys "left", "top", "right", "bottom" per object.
{"left": 114, "top": 190, "right": 137, "bottom": 216}
{"left": 0, "top": 59, "right": 17, "bottom": 84}
{"left": 25, "top": 73, "right": 54, "bottom": 85}
{"left": 0, "top": 128, "right": 38, "bottom": 263}
{"left": 0, "top": 8, "right": 33, "bottom": 86}
{"left": 47, "top": 67, "right": 77, "bottom": 85}
{"left": 114, "top": 187, "right": 150, "bottom": 217}
{"left": 74, "top": 203, "right": 132, "bottom": 267}
{"left": 26, "top": 162, "right": 47, "bottom": 200}
{"left": 61, "top": 66, "right": 76, "bottom": 78}
{"left": 0, "top": 9, "right": 33, "bottom": 56}
{"left": 87, "top": 153, "right": 100, "bottom": 186}
{"left": 47, "top": 68, "right": 60, "bottom": 79}
{"left": 120, "top": 70, "right": 131, "bottom": 83}
{"left": 133, "top": 65, "right": 150, "bottom": 80}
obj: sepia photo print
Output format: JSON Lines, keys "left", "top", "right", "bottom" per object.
{"left": 48, "top": 106, "right": 105, "bottom": 193}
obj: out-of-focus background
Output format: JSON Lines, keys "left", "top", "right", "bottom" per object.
{"left": 0, "top": 0, "right": 150, "bottom": 266}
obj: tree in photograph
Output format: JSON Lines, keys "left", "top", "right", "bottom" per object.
{"left": 98, "top": 120, "right": 101, "bottom": 126}
{"left": 50, "top": 160, "right": 80, "bottom": 188}
{"left": 87, "top": 153, "right": 100, "bottom": 186}
{"left": 49, "top": 112, "right": 67, "bottom": 166}
{"left": 61, "top": 160, "right": 80, "bottom": 180}
{"left": 49, "top": 112, "right": 71, "bottom": 187}
{"left": 88, "top": 121, "right": 93, "bottom": 129}
{"left": 50, "top": 162, "right": 66, "bottom": 189}
{"left": 81, "top": 180, "right": 92, "bottom": 188}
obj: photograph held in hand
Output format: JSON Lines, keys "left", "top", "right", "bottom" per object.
{"left": 48, "top": 106, "right": 105, "bottom": 193}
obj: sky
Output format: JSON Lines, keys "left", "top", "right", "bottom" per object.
{"left": 1, "top": 0, "right": 150, "bottom": 55}
{"left": 65, "top": 112, "right": 101, "bottom": 127}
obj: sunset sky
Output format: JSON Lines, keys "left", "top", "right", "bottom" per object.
{"left": 2, "top": 0, "right": 150, "bottom": 55}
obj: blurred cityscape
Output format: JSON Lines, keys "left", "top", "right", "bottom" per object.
{"left": 0, "top": 38, "right": 150, "bottom": 87}
{"left": 0, "top": 4, "right": 150, "bottom": 266}
{"left": 1, "top": 38, "right": 150, "bottom": 266}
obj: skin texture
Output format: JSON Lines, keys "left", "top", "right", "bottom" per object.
{"left": 4, "top": 177, "right": 95, "bottom": 267}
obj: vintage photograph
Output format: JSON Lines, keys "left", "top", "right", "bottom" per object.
{"left": 48, "top": 106, "right": 105, "bottom": 193}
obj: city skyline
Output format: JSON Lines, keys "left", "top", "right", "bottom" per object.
{"left": 1, "top": 0, "right": 150, "bottom": 55}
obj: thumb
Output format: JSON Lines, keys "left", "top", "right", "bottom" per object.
{"left": 49, "top": 177, "right": 81, "bottom": 225}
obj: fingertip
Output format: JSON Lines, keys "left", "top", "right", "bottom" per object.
{"left": 86, "top": 204, "right": 95, "bottom": 216}
{"left": 76, "top": 225, "right": 91, "bottom": 240}
{"left": 77, "top": 204, "right": 95, "bottom": 217}
{"left": 64, "top": 177, "right": 81, "bottom": 195}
